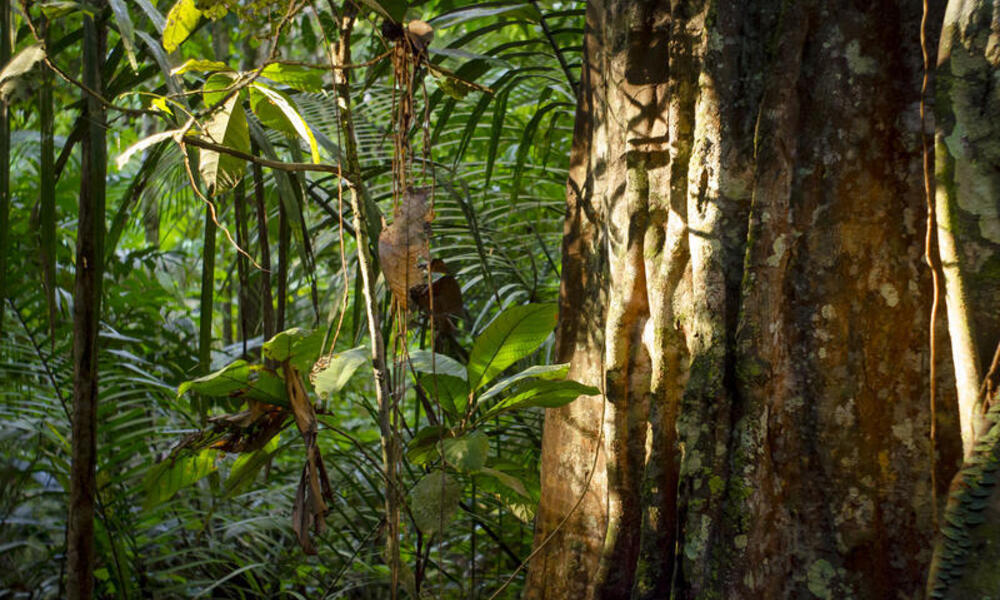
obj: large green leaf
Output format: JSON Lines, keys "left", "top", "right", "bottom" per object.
{"left": 199, "top": 75, "right": 249, "bottom": 193}
{"left": 115, "top": 129, "right": 178, "bottom": 170}
{"left": 407, "top": 349, "right": 466, "bottom": 380}
{"left": 143, "top": 449, "right": 217, "bottom": 509}
{"left": 419, "top": 373, "right": 467, "bottom": 418}
{"left": 250, "top": 83, "right": 320, "bottom": 163}
{"left": 177, "top": 360, "right": 287, "bottom": 406}
{"left": 224, "top": 435, "right": 281, "bottom": 498}
{"left": 312, "top": 346, "right": 369, "bottom": 399}
{"left": 478, "top": 466, "right": 536, "bottom": 523}
{"left": 162, "top": 0, "right": 201, "bottom": 52}
{"left": 466, "top": 303, "right": 558, "bottom": 391}
{"left": 410, "top": 470, "right": 462, "bottom": 536}
{"left": 262, "top": 328, "right": 325, "bottom": 372}
{"left": 442, "top": 431, "right": 488, "bottom": 472}
{"left": 406, "top": 426, "right": 451, "bottom": 465}
{"left": 261, "top": 63, "right": 324, "bottom": 92}
{"left": 482, "top": 379, "right": 597, "bottom": 420}
{"left": 171, "top": 58, "right": 233, "bottom": 75}
{"left": 476, "top": 363, "right": 569, "bottom": 405}
{"left": 0, "top": 43, "right": 45, "bottom": 100}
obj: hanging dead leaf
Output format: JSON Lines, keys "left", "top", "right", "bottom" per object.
{"left": 283, "top": 362, "right": 333, "bottom": 554}
{"left": 405, "top": 20, "right": 434, "bottom": 58}
{"left": 410, "top": 274, "right": 463, "bottom": 317}
{"left": 429, "top": 258, "right": 449, "bottom": 274}
{"left": 167, "top": 403, "right": 286, "bottom": 455}
{"left": 379, "top": 188, "right": 433, "bottom": 311}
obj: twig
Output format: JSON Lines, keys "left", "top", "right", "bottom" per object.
{"left": 272, "top": 51, "right": 390, "bottom": 71}
{"left": 920, "top": 0, "right": 941, "bottom": 524}
{"left": 181, "top": 134, "right": 353, "bottom": 178}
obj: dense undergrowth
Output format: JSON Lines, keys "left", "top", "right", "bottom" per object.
{"left": 0, "top": 1, "right": 583, "bottom": 597}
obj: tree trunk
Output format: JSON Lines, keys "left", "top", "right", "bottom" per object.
{"left": 526, "top": 1, "right": 962, "bottom": 598}
{"left": 67, "top": 12, "right": 106, "bottom": 600}
{"left": 925, "top": 0, "right": 1000, "bottom": 596}
{"left": 933, "top": 0, "right": 1000, "bottom": 455}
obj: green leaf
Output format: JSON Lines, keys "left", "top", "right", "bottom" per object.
{"left": 357, "top": 0, "right": 407, "bottom": 22}
{"left": 177, "top": 360, "right": 287, "bottom": 406}
{"left": 163, "top": 0, "right": 202, "bottom": 52}
{"left": 38, "top": 1, "right": 86, "bottom": 18}
{"left": 224, "top": 435, "right": 280, "bottom": 498}
{"left": 418, "top": 373, "right": 467, "bottom": 418}
{"left": 407, "top": 349, "right": 466, "bottom": 380}
{"left": 108, "top": 0, "right": 139, "bottom": 71}
{"left": 483, "top": 88, "right": 508, "bottom": 190}
{"left": 467, "top": 303, "right": 558, "bottom": 391}
{"left": 115, "top": 129, "right": 179, "bottom": 170}
{"left": 452, "top": 87, "right": 494, "bottom": 167}
{"left": 199, "top": 75, "right": 249, "bottom": 193}
{"left": 429, "top": 4, "right": 541, "bottom": 29}
{"left": 476, "top": 363, "right": 570, "bottom": 405}
{"left": 312, "top": 347, "right": 369, "bottom": 399}
{"left": 478, "top": 466, "right": 536, "bottom": 523}
{"left": 482, "top": 379, "right": 597, "bottom": 420}
{"left": 143, "top": 449, "right": 217, "bottom": 509}
{"left": 171, "top": 58, "right": 234, "bottom": 75}
{"left": 480, "top": 466, "right": 529, "bottom": 498}
{"left": 202, "top": 72, "right": 238, "bottom": 106}
{"left": 0, "top": 43, "right": 45, "bottom": 101}
{"left": 410, "top": 470, "right": 462, "bottom": 536}
{"left": 134, "top": 0, "right": 166, "bottom": 33}
{"left": 250, "top": 83, "right": 320, "bottom": 163}
{"left": 262, "top": 328, "right": 324, "bottom": 372}
{"left": 511, "top": 100, "right": 568, "bottom": 205}
{"left": 248, "top": 85, "right": 296, "bottom": 136}
{"left": 435, "top": 74, "right": 473, "bottom": 100}
{"left": 442, "top": 431, "right": 488, "bottom": 472}
{"left": 406, "top": 426, "right": 451, "bottom": 465}
{"left": 261, "top": 63, "right": 324, "bottom": 92}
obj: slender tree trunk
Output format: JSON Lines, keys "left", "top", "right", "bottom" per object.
{"left": 251, "top": 148, "right": 275, "bottom": 341}
{"left": 527, "top": 1, "right": 961, "bottom": 598}
{"left": 199, "top": 202, "right": 216, "bottom": 374}
{"left": 0, "top": 0, "right": 10, "bottom": 336}
{"left": 926, "top": 0, "right": 1000, "bottom": 596}
{"left": 67, "top": 12, "right": 106, "bottom": 600}
{"left": 40, "top": 18, "right": 57, "bottom": 340}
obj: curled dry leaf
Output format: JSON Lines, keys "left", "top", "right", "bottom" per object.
{"left": 406, "top": 20, "right": 434, "bottom": 57}
{"left": 379, "top": 188, "right": 433, "bottom": 311}
{"left": 410, "top": 274, "right": 463, "bottom": 317}
{"left": 283, "top": 362, "right": 333, "bottom": 555}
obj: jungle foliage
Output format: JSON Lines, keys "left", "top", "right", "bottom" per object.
{"left": 0, "top": 0, "right": 585, "bottom": 597}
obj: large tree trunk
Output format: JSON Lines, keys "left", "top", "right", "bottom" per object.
{"left": 526, "top": 1, "right": 962, "bottom": 597}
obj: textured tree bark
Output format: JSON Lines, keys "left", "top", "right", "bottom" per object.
{"left": 526, "top": 1, "right": 962, "bottom": 598}
{"left": 67, "top": 12, "right": 106, "bottom": 600}
{"left": 926, "top": 0, "right": 1000, "bottom": 596}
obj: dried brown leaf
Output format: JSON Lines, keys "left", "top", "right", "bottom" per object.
{"left": 410, "top": 274, "right": 463, "bottom": 316}
{"left": 283, "top": 362, "right": 333, "bottom": 554}
{"left": 379, "top": 188, "right": 433, "bottom": 311}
